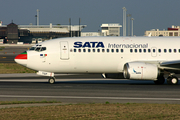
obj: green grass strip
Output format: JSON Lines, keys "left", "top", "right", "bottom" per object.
{"left": 0, "top": 100, "right": 61, "bottom": 105}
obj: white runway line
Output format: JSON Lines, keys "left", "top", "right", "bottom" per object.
{"left": 0, "top": 95, "right": 180, "bottom": 101}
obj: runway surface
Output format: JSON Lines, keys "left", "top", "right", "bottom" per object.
{"left": 0, "top": 54, "right": 16, "bottom": 63}
{"left": 0, "top": 73, "right": 180, "bottom": 104}
{"left": 0, "top": 46, "right": 30, "bottom": 63}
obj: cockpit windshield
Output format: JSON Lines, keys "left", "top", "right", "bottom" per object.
{"left": 29, "top": 47, "right": 36, "bottom": 50}
{"left": 29, "top": 46, "right": 46, "bottom": 52}
{"left": 35, "top": 47, "right": 41, "bottom": 51}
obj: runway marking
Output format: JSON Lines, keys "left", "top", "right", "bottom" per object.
{"left": 0, "top": 95, "right": 180, "bottom": 101}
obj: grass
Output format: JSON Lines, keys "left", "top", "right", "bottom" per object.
{"left": 0, "top": 103, "right": 180, "bottom": 119}
{"left": 0, "top": 63, "right": 36, "bottom": 73}
{"left": 0, "top": 100, "right": 61, "bottom": 105}
{"left": 0, "top": 47, "right": 5, "bottom": 51}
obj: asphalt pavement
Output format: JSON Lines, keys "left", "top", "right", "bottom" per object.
{"left": 0, "top": 73, "right": 180, "bottom": 104}
{"left": 0, "top": 45, "right": 31, "bottom": 63}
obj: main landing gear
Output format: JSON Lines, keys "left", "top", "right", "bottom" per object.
{"left": 167, "top": 75, "right": 178, "bottom": 85}
{"left": 48, "top": 77, "right": 56, "bottom": 84}
{"left": 154, "top": 75, "right": 179, "bottom": 85}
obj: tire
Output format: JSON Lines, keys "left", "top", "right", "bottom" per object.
{"left": 48, "top": 77, "right": 55, "bottom": 84}
{"left": 167, "top": 76, "right": 178, "bottom": 85}
{"left": 154, "top": 76, "right": 165, "bottom": 85}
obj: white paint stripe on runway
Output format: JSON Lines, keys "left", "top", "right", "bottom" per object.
{"left": 0, "top": 95, "right": 180, "bottom": 101}
{"left": 0, "top": 79, "right": 113, "bottom": 82}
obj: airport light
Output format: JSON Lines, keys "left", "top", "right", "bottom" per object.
{"left": 127, "top": 14, "right": 131, "bottom": 36}
{"left": 131, "top": 18, "right": 134, "bottom": 36}
{"left": 79, "top": 18, "right": 81, "bottom": 37}
{"left": 37, "top": 9, "right": 40, "bottom": 26}
{"left": 122, "top": 7, "right": 127, "bottom": 36}
{"left": 35, "top": 15, "right": 37, "bottom": 25}
{"left": 69, "top": 18, "right": 72, "bottom": 37}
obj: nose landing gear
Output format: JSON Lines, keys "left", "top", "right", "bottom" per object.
{"left": 37, "top": 71, "right": 56, "bottom": 84}
{"left": 48, "top": 77, "right": 56, "bottom": 84}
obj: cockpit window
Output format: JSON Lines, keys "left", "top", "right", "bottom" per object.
{"left": 35, "top": 47, "right": 41, "bottom": 51}
{"left": 29, "top": 47, "right": 36, "bottom": 50}
{"left": 30, "top": 46, "right": 46, "bottom": 52}
{"left": 41, "top": 47, "right": 46, "bottom": 51}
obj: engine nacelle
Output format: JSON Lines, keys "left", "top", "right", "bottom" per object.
{"left": 123, "top": 62, "right": 159, "bottom": 80}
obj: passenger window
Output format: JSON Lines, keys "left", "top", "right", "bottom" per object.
{"left": 107, "top": 49, "right": 109, "bottom": 53}
{"left": 139, "top": 49, "right": 142, "bottom": 53}
{"left": 158, "top": 49, "right": 161, "bottom": 53}
{"left": 135, "top": 49, "right": 137, "bottom": 53}
{"left": 174, "top": 49, "right": 176, "bottom": 53}
{"left": 148, "top": 49, "right": 151, "bottom": 53}
{"left": 179, "top": 49, "right": 180, "bottom": 53}
{"left": 121, "top": 49, "right": 124, "bottom": 52}
{"left": 164, "top": 49, "right": 167, "bottom": 53}
{"left": 78, "top": 49, "right": 81, "bottom": 52}
{"left": 130, "top": 49, "right": 133, "bottom": 53}
{"left": 93, "top": 49, "right": 95, "bottom": 52}
{"left": 169, "top": 49, "right": 171, "bottom": 53}
{"left": 97, "top": 49, "right": 100, "bottom": 52}
{"left": 111, "top": 49, "right": 114, "bottom": 53}
{"left": 153, "top": 49, "right": 155, "bottom": 53}
{"left": 88, "top": 49, "right": 91, "bottom": 52}
{"left": 74, "top": 49, "right": 76, "bottom": 52}
{"left": 116, "top": 49, "right": 119, "bottom": 53}
{"left": 83, "top": 49, "right": 86, "bottom": 52}
{"left": 102, "top": 49, "right": 105, "bottom": 52}
{"left": 143, "top": 49, "right": 146, "bottom": 53}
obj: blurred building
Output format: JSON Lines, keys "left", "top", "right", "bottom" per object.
{"left": 0, "top": 21, "right": 123, "bottom": 43}
{"left": 81, "top": 23, "right": 122, "bottom": 37}
{"left": 0, "top": 22, "right": 86, "bottom": 44}
{"left": 81, "top": 32, "right": 101, "bottom": 37}
{"left": 101, "top": 23, "right": 122, "bottom": 36}
{"left": 145, "top": 25, "right": 180, "bottom": 36}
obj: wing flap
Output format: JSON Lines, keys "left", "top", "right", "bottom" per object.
{"left": 160, "top": 60, "right": 180, "bottom": 69}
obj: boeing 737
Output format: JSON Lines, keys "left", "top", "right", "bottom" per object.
{"left": 14, "top": 36, "right": 180, "bottom": 85}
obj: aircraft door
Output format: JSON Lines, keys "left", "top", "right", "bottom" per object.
{"left": 151, "top": 47, "right": 157, "bottom": 57}
{"left": 60, "top": 41, "right": 69, "bottom": 60}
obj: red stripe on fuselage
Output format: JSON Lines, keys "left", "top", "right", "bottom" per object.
{"left": 15, "top": 54, "right": 27, "bottom": 59}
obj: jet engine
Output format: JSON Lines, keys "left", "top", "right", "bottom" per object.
{"left": 123, "top": 62, "right": 160, "bottom": 80}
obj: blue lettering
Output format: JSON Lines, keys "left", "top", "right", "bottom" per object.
{"left": 90, "top": 42, "right": 98, "bottom": 48}
{"left": 74, "top": 42, "right": 82, "bottom": 48}
{"left": 96, "top": 42, "right": 104, "bottom": 48}
{"left": 82, "top": 42, "right": 91, "bottom": 48}
{"left": 74, "top": 42, "right": 105, "bottom": 48}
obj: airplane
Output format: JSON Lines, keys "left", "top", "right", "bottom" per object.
{"left": 14, "top": 36, "right": 180, "bottom": 85}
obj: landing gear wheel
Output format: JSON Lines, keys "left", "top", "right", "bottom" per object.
{"left": 154, "top": 76, "right": 165, "bottom": 85}
{"left": 167, "top": 76, "right": 178, "bottom": 85}
{"left": 48, "top": 77, "right": 55, "bottom": 84}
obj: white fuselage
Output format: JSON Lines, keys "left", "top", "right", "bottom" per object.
{"left": 23, "top": 36, "right": 180, "bottom": 73}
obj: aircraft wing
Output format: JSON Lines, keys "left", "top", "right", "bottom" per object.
{"left": 160, "top": 60, "right": 180, "bottom": 70}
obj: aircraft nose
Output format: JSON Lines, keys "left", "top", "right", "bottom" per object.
{"left": 14, "top": 51, "right": 27, "bottom": 66}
